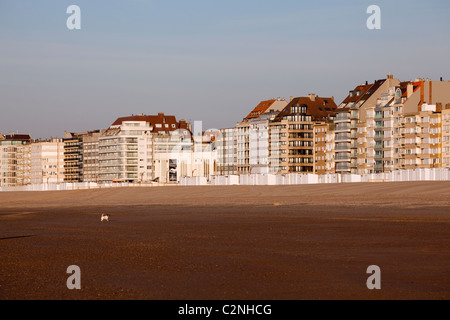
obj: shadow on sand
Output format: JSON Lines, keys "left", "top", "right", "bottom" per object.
{"left": 0, "top": 235, "right": 36, "bottom": 241}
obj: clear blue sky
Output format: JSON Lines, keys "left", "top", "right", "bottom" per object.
{"left": 1, "top": 0, "right": 449, "bottom": 138}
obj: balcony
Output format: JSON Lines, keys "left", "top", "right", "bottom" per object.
{"left": 335, "top": 155, "right": 350, "bottom": 162}
{"left": 335, "top": 134, "right": 350, "bottom": 142}
{"left": 336, "top": 163, "right": 350, "bottom": 171}
{"left": 374, "top": 163, "right": 384, "bottom": 170}
{"left": 335, "top": 124, "right": 350, "bottom": 132}
{"left": 335, "top": 144, "right": 351, "bottom": 151}
{"left": 335, "top": 113, "right": 350, "bottom": 122}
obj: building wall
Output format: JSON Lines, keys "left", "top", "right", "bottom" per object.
{"left": 314, "top": 123, "right": 328, "bottom": 175}
{"left": 236, "top": 121, "right": 250, "bottom": 174}
{"left": 16, "top": 144, "right": 32, "bottom": 186}
{"left": 269, "top": 119, "right": 315, "bottom": 174}
{"left": 442, "top": 108, "right": 450, "bottom": 167}
{"left": 99, "top": 121, "right": 150, "bottom": 183}
{"left": 82, "top": 130, "right": 104, "bottom": 183}
{"left": 0, "top": 137, "right": 30, "bottom": 187}
{"left": 63, "top": 133, "right": 83, "bottom": 182}
{"left": 216, "top": 128, "right": 237, "bottom": 175}
{"left": 325, "top": 124, "right": 335, "bottom": 173}
{"left": 334, "top": 110, "right": 351, "bottom": 173}
{"left": 30, "top": 140, "right": 65, "bottom": 184}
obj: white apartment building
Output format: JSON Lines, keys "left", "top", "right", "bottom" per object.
{"left": 98, "top": 115, "right": 183, "bottom": 184}
{"left": 248, "top": 112, "right": 279, "bottom": 174}
{"left": 236, "top": 99, "right": 288, "bottom": 174}
{"left": 216, "top": 127, "right": 237, "bottom": 175}
{"left": 30, "top": 139, "right": 65, "bottom": 184}
{"left": 154, "top": 134, "right": 216, "bottom": 183}
{"left": 98, "top": 113, "right": 217, "bottom": 184}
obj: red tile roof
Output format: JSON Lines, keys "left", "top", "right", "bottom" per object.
{"left": 245, "top": 99, "right": 277, "bottom": 120}
{"left": 337, "top": 79, "right": 387, "bottom": 112}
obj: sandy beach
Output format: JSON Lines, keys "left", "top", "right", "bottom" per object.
{"left": 0, "top": 182, "right": 449, "bottom": 300}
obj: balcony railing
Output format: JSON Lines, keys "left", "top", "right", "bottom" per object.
{"left": 335, "top": 145, "right": 351, "bottom": 151}
{"left": 335, "top": 114, "right": 350, "bottom": 121}
{"left": 335, "top": 155, "right": 350, "bottom": 161}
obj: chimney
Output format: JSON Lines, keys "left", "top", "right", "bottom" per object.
{"left": 407, "top": 83, "right": 414, "bottom": 99}
{"left": 308, "top": 94, "right": 316, "bottom": 101}
{"left": 436, "top": 103, "right": 442, "bottom": 112}
{"left": 446, "top": 103, "right": 450, "bottom": 110}
{"left": 365, "top": 81, "right": 368, "bottom": 85}
{"left": 290, "top": 96, "right": 293, "bottom": 101}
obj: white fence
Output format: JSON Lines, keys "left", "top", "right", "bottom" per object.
{"left": 179, "top": 176, "right": 209, "bottom": 186}
{"left": 1, "top": 168, "right": 449, "bottom": 191}
{"left": 182, "top": 168, "right": 450, "bottom": 186}
{"left": 0, "top": 182, "right": 162, "bottom": 192}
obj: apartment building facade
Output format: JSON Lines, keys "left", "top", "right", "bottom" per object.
{"left": 98, "top": 113, "right": 191, "bottom": 184}
{"left": 314, "top": 122, "right": 335, "bottom": 174}
{"left": 443, "top": 107, "right": 450, "bottom": 167}
{"left": 16, "top": 143, "right": 32, "bottom": 186}
{"left": 387, "top": 80, "right": 450, "bottom": 171}
{"left": 63, "top": 132, "right": 84, "bottom": 182}
{"left": 30, "top": 139, "right": 65, "bottom": 184}
{"left": 335, "top": 75, "right": 400, "bottom": 174}
{"left": 216, "top": 127, "right": 237, "bottom": 175}
{"left": 269, "top": 94, "right": 337, "bottom": 174}
{"left": 236, "top": 99, "right": 288, "bottom": 174}
{"left": 0, "top": 134, "right": 32, "bottom": 187}
{"left": 82, "top": 130, "right": 105, "bottom": 183}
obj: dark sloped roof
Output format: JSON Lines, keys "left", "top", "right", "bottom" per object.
{"left": 4, "top": 134, "right": 31, "bottom": 141}
{"left": 341, "top": 80, "right": 385, "bottom": 105}
{"left": 111, "top": 113, "right": 189, "bottom": 133}
{"left": 274, "top": 96, "right": 337, "bottom": 122}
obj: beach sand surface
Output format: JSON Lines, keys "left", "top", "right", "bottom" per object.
{"left": 0, "top": 182, "right": 449, "bottom": 300}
